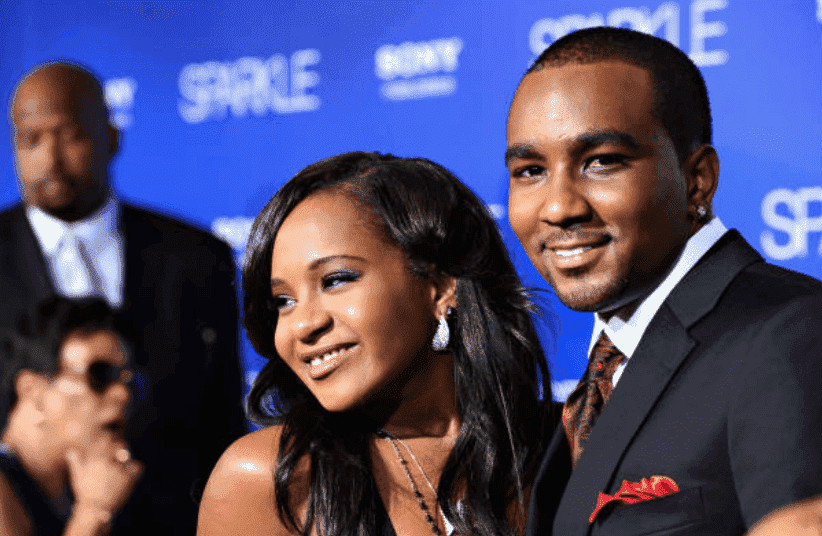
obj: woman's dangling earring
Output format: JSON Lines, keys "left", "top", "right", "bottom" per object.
{"left": 432, "top": 307, "right": 452, "bottom": 351}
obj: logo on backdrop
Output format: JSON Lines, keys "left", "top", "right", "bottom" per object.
{"left": 178, "top": 49, "right": 321, "bottom": 124}
{"left": 528, "top": 0, "right": 728, "bottom": 67}
{"left": 105, "top": 77, "right": 137, "bottom": 129}
{"left": 212, "top": 216, "right": 254, "bottom": 264}
{"left": 761, "top": 187, "right": 822, "bottom": 261}
{"left": 374, "top": 37, "right": 463, "bottom": 101}
{"left": 818, "top": 0, "right": 822, "bottom": 23}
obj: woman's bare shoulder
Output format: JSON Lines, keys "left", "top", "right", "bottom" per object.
{"left": 197, "top": 425, "right": 288, "bottom": 536}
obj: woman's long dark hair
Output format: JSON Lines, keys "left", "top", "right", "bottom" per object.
{"left": 243, "top": 152, "right": 553, "bottom": 536}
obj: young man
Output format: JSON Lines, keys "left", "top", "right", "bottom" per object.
{"left": 0, "top": 298, "right": 142, "bottom": 535}
{"left": 506, "top": 27, "right": 822, "bottom": 536}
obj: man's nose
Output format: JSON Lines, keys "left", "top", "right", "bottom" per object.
{"left": 539, "top": 167, "right": 591, "bottom": 226}
{"left": 38, "top": 133, "right": 62, "bottom": 174}
{"left": 106, "top": 380, "right": 131, "bottom": 409}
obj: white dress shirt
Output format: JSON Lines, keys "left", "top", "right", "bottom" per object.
{"left": 26, "top": 197, "right": 124, "bottom": 308}
{"left": 588, "top": 217, "right": 728, "bottom": 387}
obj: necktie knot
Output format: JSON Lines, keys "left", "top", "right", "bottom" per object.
{"left": 562, "top": 331, "right": 627, "bottom": 466}
{"left": 55, "top": 230, "right": 100, "bottom": 298}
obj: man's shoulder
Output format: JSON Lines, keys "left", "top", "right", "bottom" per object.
{"left": 686, "top": 229, "right": 822, "bottom": 310}
{"left": 0, "top": 204, "right": 26, "bottom": 234}
{"left": 121, "top": 202, "right": 232, "bottom": 256}
{"left": 731, "top": 256, "right": 822, "bottom": 306}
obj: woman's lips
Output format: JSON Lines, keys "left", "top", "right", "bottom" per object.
{"left": 306, "top": 344, "right": 357, "bottom": 380}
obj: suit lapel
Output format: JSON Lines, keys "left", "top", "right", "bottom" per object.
{"left": 527, "top": 422, "right": 572, "bottom": 536}
{"left": 553, "top": 305, "right": 694, "bottom": 535}
{"left": 118, "top": 204, "right": 160, "bottom": 367}
{"left": 120, "top": 204, "right": 143, "bottom": 311}
{"left": 552, "top": 231, "right": 763, "bottom": 536}
{"left": 8, "top": 205, "right": 56, "bottom": 304}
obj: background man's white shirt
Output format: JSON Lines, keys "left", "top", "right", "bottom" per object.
{"left": 26, "top": 197, "right": 124, "bottom": 307}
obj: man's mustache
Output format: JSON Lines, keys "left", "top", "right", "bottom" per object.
{"left": 539, "top": 227, "right": 613, "bottom": 252}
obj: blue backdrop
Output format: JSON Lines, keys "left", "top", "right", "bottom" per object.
{"left": 2, "top": 0, "right": 821, "bottom": 401}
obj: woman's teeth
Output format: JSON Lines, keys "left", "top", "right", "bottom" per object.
{"left": 310, "top": 348, "right": 345, "bottom": 367}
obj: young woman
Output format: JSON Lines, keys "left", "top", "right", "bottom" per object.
{"left": 198, "top": 152, "right": 554, "bottom": 536}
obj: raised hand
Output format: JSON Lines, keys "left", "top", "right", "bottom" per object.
{"left": 66, "top": 432, "right": 143, "bottom": 519}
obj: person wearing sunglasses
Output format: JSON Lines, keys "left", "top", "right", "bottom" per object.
{"left": 0, "top": 298, "right": 143, "bottom": 535}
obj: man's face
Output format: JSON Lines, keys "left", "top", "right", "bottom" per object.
{"left": 506, "top": 61, "right": 691, "bottom": 315}
{"left": 11, "top": 70, "right": 111, "bottom": 221}
{"left": 41, "top": 330, "right": 131, "bottom": 454}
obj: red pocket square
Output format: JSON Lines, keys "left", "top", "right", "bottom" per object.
{"left": 589, "top": 476, "right": 680, "bottom": 523}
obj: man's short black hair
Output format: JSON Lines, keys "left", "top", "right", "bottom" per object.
{"left": 526, "top": 26, "right": 712, "bottom": 167}
{"left": 0, "top": 297, "right": 121, "bottom": 421}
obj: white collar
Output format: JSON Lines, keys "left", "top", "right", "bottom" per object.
{"left": 26, "top": 197, "right": 119, "bottom": 255}
{"left": 589, "top": 217, "right": 728, "bottom": 360}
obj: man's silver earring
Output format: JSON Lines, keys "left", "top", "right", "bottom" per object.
{"left": 432, "top": 308, "right": 451, "bottom": 351}
{"left": 696, "top": 205, "right": 708, "bottom": 220}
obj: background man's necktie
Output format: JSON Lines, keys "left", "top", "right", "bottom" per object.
{"left": 55, "top": 230, "right": 101, "bottom": 298}
{"left": 562, "top": 331, "right": 626, "bottom": 467}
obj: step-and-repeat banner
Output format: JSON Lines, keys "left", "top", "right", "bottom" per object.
{"left": 2, "top": 1, "right": 821, "bottom": 401}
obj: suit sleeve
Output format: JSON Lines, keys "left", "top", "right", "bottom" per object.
{"left": 728, "top": 295, "right": 822, "bottom": 528}
{"left": 192, "top": 240, "right": 247, "bottom": 501}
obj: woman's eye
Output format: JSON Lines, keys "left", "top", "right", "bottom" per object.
{"left": 272, "top": 295, "right": 296, "bottom": 311}
{"left": 322, "top": 270, "right": 360, "bottom": 290}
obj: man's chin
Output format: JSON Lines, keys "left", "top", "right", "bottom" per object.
{"left": 31, "top": 191, "right": 76, "bottom": 219}
{"left": 38, "top": 203, "right": 82, "bottom": 222}
{"left": 550, "top": 277, "right": 630, "bottom": 314}
{"left": 35, "top": 195, "right": 102, "bottom": 223}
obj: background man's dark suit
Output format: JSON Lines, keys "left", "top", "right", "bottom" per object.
{"left": 528, "top": 230, "right": 822, "bottom": 535}
{"left": 0, "top": 201, "right": 247, "bottom": 534}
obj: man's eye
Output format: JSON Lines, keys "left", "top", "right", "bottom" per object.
{"left": 585, "top": 154, "right": 628, "bottom": 172}
{"left": 511, "top": 165, "right": 545, "bottom": 179}
{"left": 322, "top": 270, "right": 360, "bottom": 290}
{"left": 61, "top": 128, "right": 82, "bottom": 141}
{"left": 18, "top": 134, "right": 38, "bottom": 148}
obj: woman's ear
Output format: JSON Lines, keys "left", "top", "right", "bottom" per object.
{"left": 432, "top": 273, "right": 457, "bottom": 320}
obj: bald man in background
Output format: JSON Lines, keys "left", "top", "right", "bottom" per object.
{"left": 0, "top": 62, "right": 246, "bottom": 534}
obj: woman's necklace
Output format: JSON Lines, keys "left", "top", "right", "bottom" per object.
{"left": 377, "top": 429, "right": 455, "bottom": 536}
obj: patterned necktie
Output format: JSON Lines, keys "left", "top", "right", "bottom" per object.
{"left": 562, "top": 331, "right": 626, "bottom": 467}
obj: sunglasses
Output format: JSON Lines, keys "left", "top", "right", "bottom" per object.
{"left": 63, "top": 361, "right": 133, "bottom": 394}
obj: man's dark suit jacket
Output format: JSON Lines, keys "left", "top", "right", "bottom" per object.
{"left": 528, "top": 230, "right": 822, "bottom": 536}
{"left": 0, "top": 202, "right": 247, "bottom": 535}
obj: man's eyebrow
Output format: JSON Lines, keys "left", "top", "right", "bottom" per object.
{"left": 505, "top": 144, "right": 543, "bottom": 167}
{"left": 575, "top": 130, "right": 641, "bottom": 152}
{"left": 505, "top": 130, "right": 641, "bottom": 167}
{"left": 270, "top": 255, "right": 366, "bottom": 289}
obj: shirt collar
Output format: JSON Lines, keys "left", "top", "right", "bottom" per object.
{"left": 589, "top": 217, "right": 728, "bottom": 359}
{"left": 26, "top": 196, "right": 119, "bottom": 256}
